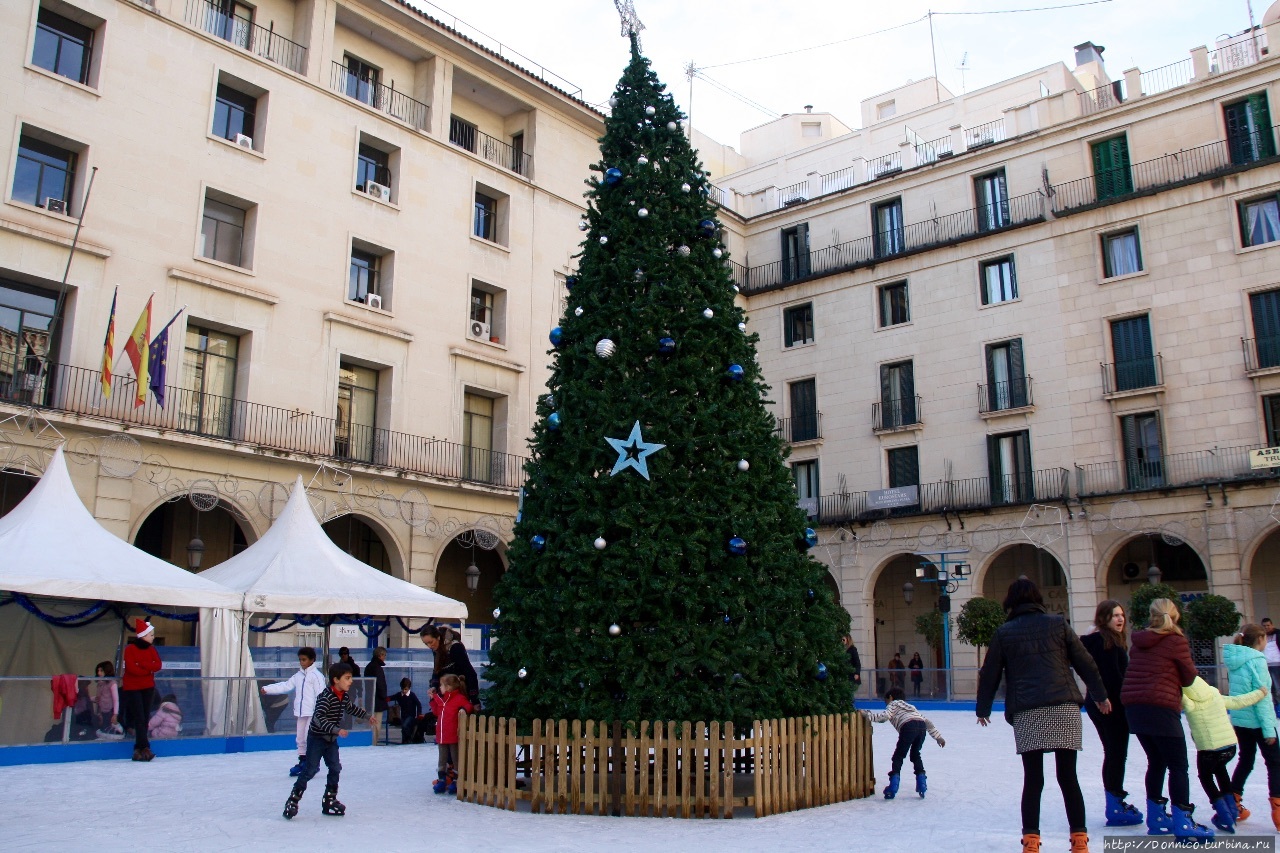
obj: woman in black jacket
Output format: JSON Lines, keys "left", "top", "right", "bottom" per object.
{"left": 977, "top": 578, "right": 1110, "bottom": 853}
{"left": 1081, "top": 599, "right": 1142, "bottom": 827}
{"left": 420, "top": 625, "right": 480, "bottom": 708}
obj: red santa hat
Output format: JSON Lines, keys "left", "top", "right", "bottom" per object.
{"left": 133, "top": 618, "right": 155, "bottom": 638}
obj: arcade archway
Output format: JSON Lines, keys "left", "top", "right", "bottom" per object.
{"left": 322, "top": 513, "right": 396, "bottom": 576}
{"left": 1103, "top": 534, "right": 1209, "bottom": 605}
{"left": 0, "top": 468, "right": 36, "bottom": 518}
{"left": 870, "top": 553, "right": 936, "bottom": 690}
{"left": 1249, "top": 526, "right": 1280, "bottom": 621}
{"left": 435, "top": 532, "right": 506, "bottom": 624}
{"left": 982, "top": 544, "right": 1068, "bottom": 616}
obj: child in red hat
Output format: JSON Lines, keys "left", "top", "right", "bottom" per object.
{"left": 121, "top": 618, "right": 162, "bottom": 761}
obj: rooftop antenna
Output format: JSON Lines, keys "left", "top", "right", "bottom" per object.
{"left": 956, "top": 51, "right": 971, "bottom": 94}
{"left": 613, "top": 0, "right": 645, "bottom": 50}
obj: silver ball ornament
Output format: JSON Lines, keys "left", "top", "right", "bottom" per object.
{"left": 518, "top": 667, "right": 528, "bottom": 679}
{"left": 595, "top": 338, "right": 617, "bottom": 358}
{"left": 702, "top": 308, "right": 714, "bottom": 319}
{"left": 637, "top": 155, "right": 649, "bottom": 166}
{"left": 638, "top": 207, "right": 649, "bottom": 218}
{"left": 492, "top": 607, "right": 501, "bottom": 618}
{"left": 645, "top": 105, "right": 656, "bottom": 116}
{"left": 578, "top": 220, "right": 588, "bottom": 231}
{"left": 599, "top": 235, "right": 608, "bottom": 245}
{"left": 732, "top": 285, "right": 740, "bottom": 294}
{"left": 609, "top": 95, "right": 618, "bottom": 108}
{"left": 609, "top": 623, "right": 622, "bottom": 636}
{"left": 681, "top": 183, "right": 691, "bottom": 192}
{"left": 737, "top": 459, "right": 750, "bottom": 471}
{"left": 713, "top": 248, "right": 723, "bottom": 259}
{"left": 574, "top": 306, "right": 583, "bottom": 316}
{"left": 737, "top": 322, "right": 747, "bottom": 332}
{"left": 594, "top": 536, "right": 607, "bottom": 550}
{"left": 677, "top": 245, "right": 691, "bottom": 257}
{"left": 667, "top": 121, "right": 678, "bottom": 131}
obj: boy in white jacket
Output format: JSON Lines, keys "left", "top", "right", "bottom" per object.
{"left": 261, "top": 647, "right": 327, "bottom": 776}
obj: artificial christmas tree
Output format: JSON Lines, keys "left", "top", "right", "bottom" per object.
{"left": 485, "top": 35, "right": 851, "bottom": 729}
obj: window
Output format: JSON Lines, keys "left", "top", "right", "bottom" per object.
{"left": 788, "top": 378, "right": 818, "bottom": 441}
{"left": 780, "top": 223, "right": 809, "bottom": 281}
{"left": 343, "top": 55, "right": 380, "bottom": 107}
{"left": 975, "top": 170, "right": 1010, "bottom": 231}
{"left": 469, "top": 282, "right": 506, "bottom": 342}
{"left": 336, "top": 362, "right": 378, "bottom": 462}
{"left": 988, "top": 430, "right": 1032, "bottom": 505}
{"left": 463, "top": 392, "right": 494, "bottom": 482}
{"left": 356, "top": 144, "right": 390, "bottom": 193}
{"left": 1110, "top": 315, "right": 1157, "bottom": 391}
{"left": 1252, "top": 290, "right": 1280, "bottom": 369}
{"left": 180, "top": 326, "right": 238, "bottom": 437}
{"left": 873, "top": 199, "right": 904, "bottom": 258}
{"left": 450, "top": 115, "right": 477, "bottom": 152}
{"left": 1225, "top": 94, "right": 1276, "bottom": 165}
{"left": 1120, "top": 411, "right": 1163, "bottom": 489}
{"left": 200, "top": 197, "right": 247, "bottom": 267}
{"left": 887, "top": 445, "right": 919, "bottom": 489}
{"left": 878, "top": 281, "right": 909, "bottom": 327}
{"left": 801, "top": 121, "right": 822, "bottom": 138}
{"left": 348, "top": 248, "right": 380, "bottom": 304}
{"left": 980, "top": 256, "right": 1018, "bottom": 305}
{"left": 32, "top": 7, "right": 93, "bottom": 84}
{"left": 1091, "top": 136, "right": 1133, "bottom": 201}
{"left": 793, "top": 459, "right": 819, "bottom": 516}
{"left": 510, "top": 132, "right": 526, "bottom": 175}
{"left": 0, "top": 278, "right": 60, "bottom": 406}
{"left": 1264, "top": 395, "right": 1280, "bottom": 447}
{"left": 879, "top": 360, "right": 916, "bottom": 429}
{"left": 783, "top": 303, "right": 814, "bottom": 347}
{"left": 202, "top": 0, "right": 253, "bottom": 49}
{"left": 212, "top": 84, "right": 257, "bottom": 145}
{"left": 474, "top": 191, "right": 497, "bottom": 242}
{"left": 13, "top": 133, "right": 76, "bottom": 212}
{"left": 985, "top": 338, "right": 1028, "bottom": 410}
{"left": 1102, "top": 228, "right": 1142, "bottom": 278}
{"left": 1240, "top": 196, "right": 1280, "bottom": 248}
{"left": 471, "top": 288, "right": 492, "bottom": 325}
{"left": 877, "top": 100, "right": 896, "bottom": 121}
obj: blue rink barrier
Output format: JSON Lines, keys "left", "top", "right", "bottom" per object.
{"left": 0, "top": 730, "right": 374, "bottom": 766}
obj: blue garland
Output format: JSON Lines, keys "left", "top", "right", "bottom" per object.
{"left": 12, "top": 594, "right": 118, "bottom": 627}
{"left": 394, "top": 616, "right": 434, "bottom": 633}
{"left": 139, "top": 604, "right": 198, "bottom": 623}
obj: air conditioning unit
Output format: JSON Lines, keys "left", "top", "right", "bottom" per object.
{"left": 365, "top": 181, "right": 391, "bottom": 203}
{"left": 1122, "top": 561, "right": 1146, "bottom": 581}
{"left": 44, "top": 198, "right": 67, "bottom": 214}
{"left": 234, "top": 133, "right": 253, "bottom": 149}
{"left": 469, "top": 319, "right": 490, "bottom": 340}
{"left": 366, "top": 293, "right": 383, "bottom": 310}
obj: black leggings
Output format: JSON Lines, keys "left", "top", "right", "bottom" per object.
{"left": 1231, "top": 726, "right": 1280, "bottom": 798}
{"left": 1085, "top": 701, "right": 1130, "bottom": 795}
{"left": 1021, "top": 749, "right": 1087, "bottom": 835}
{"left": 121, "top": 687, "right": 154, "bottom": 750}
{"left": 1135, "top": 733, "right": 1191, "bottom": 808}
{"left": 1196, "top": 746, "right": 1236, "bottom": 802}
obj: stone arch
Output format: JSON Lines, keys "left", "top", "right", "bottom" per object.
{"left": 977, "top": 543, "right": 1069, "bottom": 616}
{"left": 1098, "top": 532, "right": 1210, "bottom": 605}
{"left": 868, "top": 552, "right": 936, "bottom": 686}
{"left": 433, "top": 527, "right": 508, "bottom": 622}
{"left": 322, "top": 511, "right": 407, "bottom": 582}
{"left": 0, "top": 466, "right": 38, "bottom": 518}
{"left": 1244, "top": 522, "right": 1280, "bottom": 623}
{"left": 129, "top": 489, "right": 263, "bottom": 545}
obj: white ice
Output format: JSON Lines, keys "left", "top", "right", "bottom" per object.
{"left": 3, "top": 709, "right": 1275, "bottom": 851}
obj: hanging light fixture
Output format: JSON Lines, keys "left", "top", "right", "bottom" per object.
{"left": 902, "top": 581, "right": 914, "bottom": 605}
{"left": 465, "top": 556, "right": 481, "bottom": 594}
{"left": 187, "top": 537, "right": 205, "bottom": 570}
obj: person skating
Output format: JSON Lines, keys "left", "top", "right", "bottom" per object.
{"left": 121, "top": 619, "right": 162, "bottom": 762}
{"left": 862, "top": 686, "right": 944, "bottom": 799}
{"left": 389, "top": 678, "right": 423, "bottom": 744}
{"left": 261, "top": 646, "right": 326, "bottom": 776}
{"left": 1182, "top": 674, "right": 1267, "bottom": 832}
{"left": 282, "top": 662, "right": 371, "bottom": 820}
{"left": 429, "top": 674, "right": 474, "bottom": 794}
{"left": 1081, "top": 599, "right": 1141, "bottom": 826}
{"left": 1226, "top": 623, "right": 1280, "bottom": 830}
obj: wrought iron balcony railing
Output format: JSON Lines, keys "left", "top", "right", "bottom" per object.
{"left": 331, "top": 62, "right": 429, "bottom": 131}
{"left": 1076, "top": 444, "right": 1280, "bottom": 497}
{"left": 978, "top": 376, "right": 1033, "bottom": 413}
{"left": 1079, "top": 80, "right": 1125, "bottom": 116}
{"left": 185, "top": 0, "right": 307, "bottom": 74}
{"left": 1102, "top": 354, "right": 1163, "bottom": 395}
{"left": 812, "top": 467, "right": 1069, "bottom": 524}
{"left": 774, "top": 413, "right": 822, "bottom": 443}
{"left": 448, "top": 117, "right": 532, "bottom": 176}
{"left": 873, "top": 396, "right": 922, "bottom": 431}
{"left": 0, "top": 363, "right": 525, "bottom": 489}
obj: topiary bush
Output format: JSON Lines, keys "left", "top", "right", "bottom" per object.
{"left": 956, "top": 596, "right": 1006, "bottom": 662}
{"left": 1183, "top": 594, "right": 1242, "bottom": 642}
{"left": 1129, "top": 582, "right": 1180, "bottom": 628}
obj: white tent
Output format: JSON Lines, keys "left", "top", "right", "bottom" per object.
{"left": 198, "top": 477, "right": 468, "bottom": 619}
{"left": 0, "top": 445, "right": 242, "bottom": 609}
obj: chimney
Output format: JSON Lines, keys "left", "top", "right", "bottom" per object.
{"left": 1073, "top": 41, "right": 1106, "bottom": 68}
{"left": 804, "top": 105, "right": 813, "bottom": 113}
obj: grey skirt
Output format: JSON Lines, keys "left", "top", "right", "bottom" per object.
{"left": 1011, "top": 702, "right": 1083, "bottom": 754}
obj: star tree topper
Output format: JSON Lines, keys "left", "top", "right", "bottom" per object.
{"left": 605, "top": 421, "right": 665, "bottom": 481}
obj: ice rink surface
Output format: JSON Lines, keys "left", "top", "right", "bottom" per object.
{"left": 4, "top": 709, "right": 1276, "bottom": 851}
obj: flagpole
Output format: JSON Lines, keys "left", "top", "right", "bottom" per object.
{"left": 45, "top": 166, "right": 98, "bottom": 371}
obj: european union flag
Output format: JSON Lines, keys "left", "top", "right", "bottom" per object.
{"left": 147, "top": 324, "right": 169, "bottom": 407}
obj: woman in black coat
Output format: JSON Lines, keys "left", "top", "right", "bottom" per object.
{"left": 976, "top": 578, "right": 1110, "bottom": 853}
{"left": 1081, "top": 599, "right": 1142, "bottom": 826}
{"left": 420, "top": 625, "right": 480, "bottom": 708}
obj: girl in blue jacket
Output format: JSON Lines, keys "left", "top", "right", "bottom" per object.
{"left": 1226, "top": 623, "right": 1280, "bottom": 830}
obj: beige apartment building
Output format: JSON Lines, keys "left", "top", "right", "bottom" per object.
{"left": 703, "top": 9, "right": 1280, "bottom": 683}
{"left": 0, "top": 0, "right": 603, "bottom": 644}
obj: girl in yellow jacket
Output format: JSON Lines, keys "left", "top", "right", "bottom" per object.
{"left": 1182, "top": 676, "right": 1268, "bottom": 833}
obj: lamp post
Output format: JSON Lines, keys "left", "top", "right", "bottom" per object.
{"left": 908, "top": 549, "right": 971, "bottom": 699}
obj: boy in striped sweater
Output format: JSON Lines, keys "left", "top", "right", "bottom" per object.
{"left": 283, "top": 662, "right": 371, "bottom": 820}
{"left": 862, "top": 686, "right": 946, "bottom": 799}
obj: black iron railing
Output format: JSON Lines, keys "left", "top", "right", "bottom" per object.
{"left": 737, "top": 191, "right": 1044, "bottom": 293}
{"left": 0, "top": 363, "right": 526, "bottom": 488}
{"left": 1102, "top": 354, "right": 1163, "bottom": 395}
{"left": 867, "top": 152, "right": 902, "bottom": 179}
{"left": 449, "top": 117, "right": 532, "bottom": 176}
{"left": 978, "top": 376, "right": 1033, "bottom": 413}
{"left": 964, "top": 119, "right": 1007, "bottom": 149}
{"left": 1243, "top": 337, "right": 1280, "bottom": 372}
{"left": 1076, "top": 445, "right": 1280, "bottom": 497}
{"left": 186, "top": 0, "right": 307, "bottom": 74}
{"left": 915, "top": 135, "right": 953, "bottom": 165}
{"left": 1049, "top": 126, "right": 1280, "bottom": 213}
{"left": 873, "top": 396, "right": 922, "bottom": 431}
{"left": 1140, "top": 59, "right": 1193, "bottom": 97}
{"left": 331, "top": 62, "right": 429, "bottom": 131}
{"left": 774, "top": 413, "right": 822, "bottom": 443}
{"left": 813, "top": 467, "right": 1069, "bottom": 523}
{"left": 1080, "top": 80, "right": 1125, "bottom": 115}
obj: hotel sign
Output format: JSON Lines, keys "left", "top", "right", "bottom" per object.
{"left": 1250, "top": 447, "right": 1280, "bottom": 469}
{"left": 867, "top": 485, "right": 919, "bottom": 510}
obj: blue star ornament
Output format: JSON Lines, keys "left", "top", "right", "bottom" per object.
{"left": 605, "top": 421, "right": 665, "bottom": 481}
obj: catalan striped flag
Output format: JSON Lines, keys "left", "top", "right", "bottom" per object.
{"left": 100, "top": 286, "right": 117, "bottom": 398}
{"left": 122, "top": 295, "right": 152, "bottom": 408}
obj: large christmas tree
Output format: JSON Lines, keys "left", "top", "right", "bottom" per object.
{"left": 486, "top": 36, "right": 851, "bottom": 728}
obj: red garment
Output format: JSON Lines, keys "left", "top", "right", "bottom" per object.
{"left": 1120, "top": 629, "right": 1196, "bottom": 713}
{"left": 429, "top": 690, "right": 474, "bottom": 744}
{"left": 51, "top": 674, "right": 79, "bottom": 719}
{"left": 122, "top": 639, "right": 163, "bottom": 690}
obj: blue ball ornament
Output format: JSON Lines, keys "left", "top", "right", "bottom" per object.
{"left": 549, "top": 327, "right": 564, "bottom": 346}
{"left": 726, "top": 364, "right": 744, "bottom": 382}
{"left": 816, "top": 662, "right": 829, "bottom": 681}
{"left": 728, "top": 536, "right": 747, "bottom": 556}
{"left": 530, "top": 534, "right": 546, "bottom": 552}
{"left": 604, "top": 167, "right": 623, "bottom": 186}
{"left": 698, "top": 219, "right": 717, "bottom": 238}
{"left": 547, "top": 412, "right": 561, "bottom": 430}
{"left": 804, "top": 528, "right": 818, "bottom": 548}
{"left": 657, "top": 337, "right": 676, "bottom": 354}
{"left": 565, "top": 275, "right": 578, "bottom": 291}
{"left": 723, "top": 614, "right": 732, "bottom": 624}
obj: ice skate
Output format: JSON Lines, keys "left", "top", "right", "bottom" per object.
{"left": 131, "top": 748, "right": 145, "bottom": 762}
{"left": 321, "top": 784, "right": 345, "bottom": 816}
{"left": 446, "top": 765, "right": 458, "bottom": 795}
{"left": 1146, "top": 798, "right": 1173, "bottom": 835}
{"left": 1269, "top": 796, "right": 1280, "bottom": 831}
{"left": 283, "top": 787, "right": 302, "bottom": 820}
{"left": 1170, "top": 803, "right": 1213, "bottom": 842}
{"left": 1234, "top": 792, "right": 1250, "bottom": 821}
{"left": 1104, "top": 790, "right": 1143, "bottom": 826}
{"left": 883, "top": 772, "right": 899, "bottom": 799}
{"left": 914, "top": 772, "right": 926, "bottom": 798}
{"left": 432, "top": 771, "right": 448, "bottom": 794}
{"left": 1020, "top": 832, "right": 1040, "bottom": 852}
{"left": 1211, "top": 796, "right": 1236, "bottom": 833}
{"left": 1068, "top": 830, "right": 1089, "bottom": 853}
{"left": 288, "top": 756, "right": 306, "bottom": 777}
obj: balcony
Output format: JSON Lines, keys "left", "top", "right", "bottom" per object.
{"left": 813, "top": 467, "right": 1069, "bottom": 523}
{"left": 0, "top": 363, "right": 525, "bottom": 489}
{"left": 449, "top": 117, "right": 532, "bottom": 177}
{"left": 963, "top": 119, "right": 1007, "bottom": 150}
{"left": 185, "top": 0, "right": 307, "bottom": 74}
{"left": 774, "top": 413, "right": 822, "bottom": 443}
{"left": 331, "top": 62, "right": 429, "bottom": 131}
{"left": 873, "top": 396, "right": 922, "bottom": 432}
{"left": 1079, "top": 80, "right": 1125, "bottom": 116}
{"left": 737, "top": 192, "right": 1045, "bottom": 294}
{"left": 1102, "top": 355, "right": 1163, "bottom": 396}
{"left": 978, "top": 376, "right": 1034, "bottom": 415}
{"left": 1243, "top": 337, "right": 1280, "bottom": 374}
{"left": 1076, "top": 444, "right": 1280, "bottom": 497}
{"left": 1049, "top": 126, "right": 1280, "bottom": 214}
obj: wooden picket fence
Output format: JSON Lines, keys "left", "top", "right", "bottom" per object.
{"left": 455, "top": 712, "right": 874, "bottom": 818}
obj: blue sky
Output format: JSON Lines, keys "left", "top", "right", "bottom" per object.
{"left": 408, "top": 0, "right": 1263, "bottom": 147}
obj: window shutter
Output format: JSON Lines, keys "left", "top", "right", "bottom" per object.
{"left": 900, "top": 361, "right": 916, "bottom": 424}
{"left": 1111, "top": 316, "right": 1154, "bottom": 389}
{"left": 797, "top": 223, "right": 811, "bottom": 277}
{"left": 880, "top": 364, "right": 892, "bottom": 410}
{"left": 784, "top": 308, "right": 795, "bottom": 347}
{"left": 1253, "top": 290, "right": 1280, "bottom": 368}
{"left": 889, "top": 446, "right": 919, "bottom": 489}
{"left": 1014, "top": 430, "right": 1032, "bottom": 501}
{"left": 987, "top": 434, "right": 1002, "bottom": 500}
{"left": 985, "top": 344, "right": 999, "bottom": 410}
{"left": 1009, "top": 339, "right": 1026, "bottom": 407}
{"left": 1250, "top": 93, "right": 1276, "bottom": 159}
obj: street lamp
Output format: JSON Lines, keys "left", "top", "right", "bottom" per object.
{"left": 912, "top": 549, "right": 971, "bottom": 699}
{"left": 465, "top": 557, "right": 481, "bottom": 594}
{"left": 902, "top": 582, "right": 914, "bottom": 605}
{"left": 1147, "top": 564, "right": 1162, "bottom": 584}
{"left": 186, "top": 536, "right": 205, "bottom": 570}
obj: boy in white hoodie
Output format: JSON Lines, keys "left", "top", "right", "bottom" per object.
{"left": 261, "top": 647, "right": 327, "bottom": 776}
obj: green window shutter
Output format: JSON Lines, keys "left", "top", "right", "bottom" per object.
{"left": 784, "top": 308, "right": 795, "bottom": 346}
{"left": 987, "top": 434, "right": 1003, "bottom": 500}
{"left": 1252, "top": 290, "right": 1280, "bottom": 367}
{"left": 1250, "top": 93, "right": 1276, "bottom": 159}
{"left": 1013, "top": 430, "right": 1033, "bottom": 501}
{"left": 1093, "top": 136, "right": 1132, "bottom": 200}
{"left": 1009, "top": 339, "right": 1026, "bottom": 407}
{"left": 1110, "top": 316, "right": 1154, "bottom": 390}
{"left": 889, "top": 446, "right": 919, "bottom": 489}
{"left": 900, "top": 361, "right": 916, "bottom": 424}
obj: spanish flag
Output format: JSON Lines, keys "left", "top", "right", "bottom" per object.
{"left": 122, "top": 295, "right": 152, "bottom": 408}
{"left": 100, "top": 286, "right": 117, "bottom": 398}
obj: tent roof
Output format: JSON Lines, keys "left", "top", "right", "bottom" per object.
{"left": 0, "top": 446, "right": 242, "bottom": 609}
{"left": 197, "top": 477, "right": 467, "bottom": 618}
